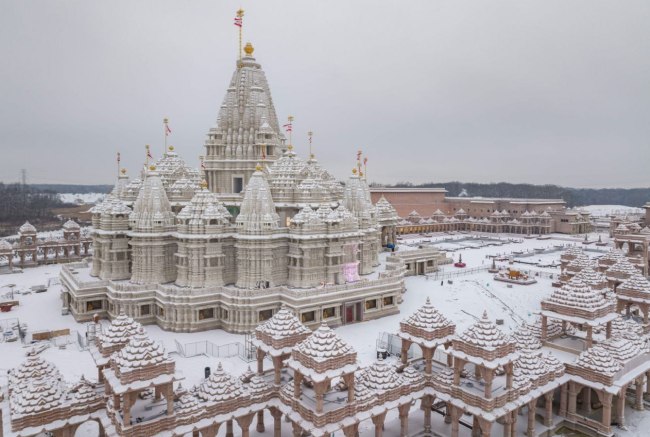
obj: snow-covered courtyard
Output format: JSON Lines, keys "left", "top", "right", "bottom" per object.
{"left": 2, "top": 230, "right": 650, "bottom": 436}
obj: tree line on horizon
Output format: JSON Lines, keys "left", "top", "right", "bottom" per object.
{"left": 0, "top": 183, "right": 65, "bottom": 224}
{"left": 373, "top": 181, "right": 650, "bottom": 208}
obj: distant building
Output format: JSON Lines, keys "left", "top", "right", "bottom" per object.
{"left": 370, "top": 188, "right": 592, "bottom": 235}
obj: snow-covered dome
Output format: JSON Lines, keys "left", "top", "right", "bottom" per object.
{"left": 176, "top": 393, "right": 202, "bottom": 416}
{"left": 513, "top": 325, "right": 542, "bottom": 352}
{"left": 618, "top": 272, "right": 650, "bottom": 298}
{"left": 18, "top": 221, "right": 36, "bottom": 234}
{"left": 573, "top": 267, "right": 608, "bottom": 290}
{"left": 574, "top": 346, "right": 621, "bottom": 377}
{"left": 176, "top": 186, "right": 232, "bottom": 232}
{"left": 255, "top": 306, "right": 311, "bottom": 347}
{"left": 11, "top": 378, "right": 65, "bottom": 416}
{"left": 606, "top": 258, "right": 638, "bottom": 279}
{"left": 515, "top": 351, "right": 549, "bottom": 383}
{"left": 196, "top": 362, "right": 246, "bottom": 402}
{"left": 342, "top": 172, "right": 374, "bottom": 223}
{"left": 294, "top": 323, "right": 356, "bottom": 366}
{"left": 8, "top": 355, "right": 61, "bottom": 390}
{"left": 544, "top": 277, "right": 613, "bottom": 314}
{"left": 154, "top": 146, "right": 201, "bottom": 189}
{"left": 71, "top": 376, "right": 101, "bottom": 406}
{"left": 62, "top": 219, "right": 80, "bottom": 230}
{"left": 0, "top": 239, "right": 11, "bottom": 251}
{"left": 112, "top": 328, "right": 170, "bottom": 372}
{"left": 97, "top": 312, "right": 142, "bottom": 351}
{"left": 457, "top": 311, "right": 514, "bottom": 352}
{"left": 363, "top": 360, "right": 404, "bottom": 392}
{"left": 400, "top": 297, "right": 455, "bottom": 342}
{"left": 129, "top": 168, "right": 176, "bottom": 233}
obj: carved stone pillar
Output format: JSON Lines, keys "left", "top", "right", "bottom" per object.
{"left": 398, "top": 403, "right": 411, "bottom": 437}
{"left": 270, "top": 407, "right": 283, "bottom": 437}
{"left": 599, "top": 391, "right": 613, "bottom": 435}
{"left": 226, "top": 420, "right": 234, "bottom": 437}
{"left": 422, "top": 395, "right": 433, "bottom": 432}
{"left": 444, "top": 401, "right": 452, "bottom": 424}
{"left": 617, "top": 390, "right": 626, "bottom": 428}
{"left": 236, "top": 413, "right": 255, "bottom": 437}
{"left": 256, "top": 410, "right": 265, "bottom": 432}
{"left": 343, "top": 373, "right": 355, "bottom": 403}
{"left": 372, "top": 412, "right": 387, "bottom": 437}
{"left": 584, "top": 387, "right": 592, "bottom": 415}
{"left": 484, "top": 368, "right": 494, "bottom": 399}
{"left": 272, "top": 355, "right": 283, "bottom": 386}
{"left": 342, "top": 423, "right": 359, "bottom": 437}
{"left": 586, "top": 326, "right": 593, "bottom": 348}
{"left": 541, "top": 315, "right": 548, "bottom": 342}
{"left": 292, "top": 421, "right": 302, "bottom": 437}
{"left": 423, "top": 346, "right": 434, "bottom": 375}
{"left": 567, "top": 382, "right": 579, "bottom": 420}
{"left": 400, "top": 339, "right": 412, "bottom": 366}
{"left": 472, "top": 416, "right": 481, "bottom": 437}
{"left": 478, "top": 417, "right": 492, "bottom": 437}
{"left": 635, "top": 377, "right": 645, "bottom": 411}
{"left": 544, "top": 391, "right": 554, "bottom": 426}
{"left": 450, "top": 405, "right": 461, "bottom": 437}
{"left": 559, "top": 383, "right": 568, "bottom": 417}
{"left": 527, "top": 400, "right": 536, "bottom": 437}
{"left": 257, "top": 348, "right": 265, "bottom": 374}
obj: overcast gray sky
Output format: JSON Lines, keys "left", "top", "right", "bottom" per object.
{"left": 1, "top": 0, "right": 649, "bottom": 188}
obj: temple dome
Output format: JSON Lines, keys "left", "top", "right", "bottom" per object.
{"left": 236, "top": 168, "right": 279, "bottom": 233}
{"left": 129, "top": 169, "right": 176, "bottom": 233}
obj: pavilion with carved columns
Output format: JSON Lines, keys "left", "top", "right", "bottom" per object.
{"left": 540, "top": 276, "right": 618, "bottom": 348}
{"left": 283, "top": 323, "right": 359, "bottom": 436}
{"left": 448, "top": 311, "right": 519, "bottom": 437}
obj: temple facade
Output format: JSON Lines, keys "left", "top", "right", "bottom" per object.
{"left": 60, "top": 43, "right": 404, "bottom": 333}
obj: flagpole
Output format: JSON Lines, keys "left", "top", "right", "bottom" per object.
{"left": 308, "top": 131, "right": 313, "bottom": 158}
{"left": 163, "top": 118, "right": 168, "bottom": 155}
{"left": 288, "top": 115, "right": 294, "bottom": 146}
{"left": 117, "top": 152, "right": 121, "bottom": 178}
{"left": 236, "top": 9, "right": 245, "bottom": 67}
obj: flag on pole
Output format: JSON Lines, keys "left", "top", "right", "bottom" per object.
{"left": 234, "top": 15, "right": 243, "bottom": 27}
{"left": 283, "top": 122, "right": 293, "bottom": 132}
{"left": 117, "top": 152, "right": 121, "bottom": 163}
{"left": 364, "top": 157, "right": 368, "bottom": 165}
{"left": 164, "top": 121, "right": 171, "bottom": 136}
{"left": 200, "top": 156, "right": 206, "bottom": 170}
{"left": 146, "top": 145, "right": 153, "bottom": 160}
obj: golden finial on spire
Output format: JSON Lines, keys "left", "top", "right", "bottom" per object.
{"left": 168, "top": 145, "right": 174, "bottom": 151}
{"left": 352, "top": 168, "right": 358, "bottom": 175}
{"left": 149, "top": 165, "right": 156, "bottom": 171}
{"left": 244, "top": 42, "right": 254, "bottom": 56}
{"left": 200, "top": 179, "right": 208, "bottom": 189}
{"left": 255, "top": 162, "right": 263, "bottom": 171}
{"left": 120, "top": 168, "right": 127, "bottom": 175}
{"left": 287, "top": 144, "right": 294, "bottom": 151}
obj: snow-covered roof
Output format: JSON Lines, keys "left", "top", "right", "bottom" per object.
{"left": 129, "top": 169, "right": 176, "bottom": 233}
{"left": 399, "top": 297, "right": 455, "bottom": 344}
{"left": 256, "top": 306, "right": 310, "bottom": 339}
{"left": 62, "top": 219, "right": 80, "bottom": 230}
{"left": 512, "top": 325, "right": 542, "bottom": 352}
{"left": 196, "top": 362, "right": 246, "bottom": 402}
{"left": 573, "top": 267, "right": 608, "bottom": 289}
{"left": 543, "top": 277, "right": 614, "bottom": 318}
{"left": 97, "top": 312, "right": 142, "bottom": 351}
{"left": 0, "top": 239, "right": 12, "bottom": 250}
{"left": 574, "top": 346, "right": 621, "bottom": 377}
{"left": 362, "top": 360, "right": 404, "bottom": 392}
{"left": 10, "top": 378, "right": 65, "bottom": 417}
{"left": 618, "top": 272, "right": 650, "bottom": 300}
{"left": 605, "top": 258, "right": 638, "bottom": 279}
{"left": 19, "top": 221, "right": 36, "bottom": 234}
{"left": 8, "top": 355, "right": 61, "bottom": 389}
{"left": 112, "top": 327, "right": 172, "bottom": 372}
{"left": 457, "top": 311, "right": 514, "bottom": 352}
{"left": 294, "top": 323, "right": 355, "bottom": 363}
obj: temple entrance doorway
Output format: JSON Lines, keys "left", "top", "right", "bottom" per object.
{"left": 343, "top": 301, "right": 363, "bottom": 324}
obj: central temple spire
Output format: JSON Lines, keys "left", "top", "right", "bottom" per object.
{"left": 203, "top": 16, "right": 285, "bottom": 195}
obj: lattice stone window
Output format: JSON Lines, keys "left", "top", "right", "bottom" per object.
{"left": 86, "top": 300, "right": 103, "bottom": 311}
{"left": 141, "top": 304, "right": 151, "bottom": 316}
{"left": 365, "top": 299, "right": 377, "bottom": 310}
{"left": 301, "top": 311, "right": 315, "bottom": 323}
{"left": 198, "top": 308, "right": 215, "bottom": 320}
{"left": 322, "top": 307, "right": 336, "bottom": 319}
{"left": 259, "top": 309, "right": 273, "bottom": 322}
{"left": 383, "top": 296, "right": 394, "bottom": 307}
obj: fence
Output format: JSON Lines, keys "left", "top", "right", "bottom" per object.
{"left": 376, "top": 332, "right": 422, "bottom": 360}
{"left": 426, "top": 266, "right": 489, "bottom": 281}
{"left": 175, "top": 339, "right": 255, "bottom": 362}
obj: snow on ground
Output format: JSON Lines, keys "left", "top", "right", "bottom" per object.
{"left": 2, "top": 231, "right": 650, "bottom": 436}
{"left": 578, "top": 204, "right": 644, "bottom": 217}
{"left": 58, "top": 192, "right": 106, "bottom": 205}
